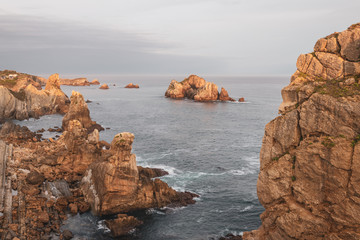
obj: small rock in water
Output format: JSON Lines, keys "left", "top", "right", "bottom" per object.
{"left": 238, "top": 97, "right": 245, "bottom": 102}
{"left": 62, "top": 229, "right": 74, "bottom": 240}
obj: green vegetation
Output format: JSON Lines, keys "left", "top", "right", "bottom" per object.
{"left": 272, "top": 157, "right": 279, "bottom": 161}
{"left": 0, "top": 78, "right": 17, "bottom": 88}
{"left": 314, "top": 78, "right": 360, "bottom": 98}
{"left": 321, "top": 136, "right": 335, "bottom": 148}
{"left": 351, "top": 135, "right": 360, "bottom": 147}
{"left": 291, "top": 176, "right": 296, "bottom": 181}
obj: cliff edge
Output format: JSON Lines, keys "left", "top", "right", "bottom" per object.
{"left": 244, "top": 23, "right": 360, "bottom": 239}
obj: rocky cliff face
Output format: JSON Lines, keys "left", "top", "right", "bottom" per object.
{"left": 165, "top": 74, "right": 236, "bottom": 101}
{"left": 0, "top": 73, "right": 69, "bottom": 121}
{"left": 244, "top": 23, "right": 360, "bottom": 239}
{"left": 0, "top": 91, "right": 197, "bottom": 238}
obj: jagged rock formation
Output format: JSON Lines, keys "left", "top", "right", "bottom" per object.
{"left": 244, "top": 23, "right": 360, "bottom": 240}
{"left": 59, "top": 77, "right": 90, "bottom": 86}
{"left": 81, "top": 132, "right": 197, "bottom": 216}
{"left": 125, "top": 83, "right": 139, "bottom": 88}
{"left": 0, "top": 73, "right": 69, "bottom": 121}
{"left": 165, "top": 74, "right": 236, "bottom": 102}
{"left": 62, "top": 91, "right": 103, "bottom": 133}
{"left": 0, "top": 91, "right": 197, "bottom": 238}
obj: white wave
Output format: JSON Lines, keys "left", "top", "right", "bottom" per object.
{"left": 146, "top": 208, "right": 165, "bottom": 215}
{"left": 96, "top": 220, "right": 110, "bottom": 233}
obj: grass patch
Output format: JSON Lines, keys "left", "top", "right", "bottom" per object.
{"left": 314, "top": 78, "right": 360, "bottom": 98}
{"left": 321, "top": 136, "right": 335, "bottom": 148}
{"left": 351, "top": 135, "right": 360, "bottom": 147}
{"left": 292, "top": 176, "right": 296, "bottom": 181}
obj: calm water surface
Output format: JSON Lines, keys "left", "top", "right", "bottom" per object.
{"left": 15, "top": 75, "right": 288, "bottom": 239}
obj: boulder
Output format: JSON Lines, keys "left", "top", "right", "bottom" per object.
{"left": 165, "top": 80, "right": 185, "bottom": 98}
{"left": 238, "top": 97, "right": 245, "bottom": 102}
{"left": 90, "top": 79, "right": 100, "bottom": 85}
{"left": 124, "top": 83, "right": 139, "bottom": 88}
{"left": 99, "top": 84, "right": 109, "bottom": 89}
{"left": 219, "top": 87, "right": 235, "bottom": 101}
{"left": 105, "top": 214, "right": 142, "bottom": 237}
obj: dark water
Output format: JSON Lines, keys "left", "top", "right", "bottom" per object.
{"left": 15, "top": 75, "right": 288, "bottom": 239}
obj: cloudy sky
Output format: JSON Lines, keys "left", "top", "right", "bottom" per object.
{"left": 0, "top": 0, "right": 359, "bottom": 76}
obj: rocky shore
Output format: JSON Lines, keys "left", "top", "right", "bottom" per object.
{"left": 0, "top": 83, "right": 197, "bottom": 239}
{"left": 0, "top": 73, "right": 69, "bottom": 121}
{"left": 243, "top": 23, "right": 360, "bottom": 239}
{"left": 165, "top": 75, "right": 238, "bottom": 102}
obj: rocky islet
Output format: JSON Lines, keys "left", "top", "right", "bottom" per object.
{"left": 165, "top": 74, "right": 241, "bottom": 102}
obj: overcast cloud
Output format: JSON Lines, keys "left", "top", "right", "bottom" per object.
{"left": 0, "top": 0, "right": 359, "bottom": 75}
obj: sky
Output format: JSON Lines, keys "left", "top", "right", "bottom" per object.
{"left": 0, "top": 0, "right": 359, "bottom": 76}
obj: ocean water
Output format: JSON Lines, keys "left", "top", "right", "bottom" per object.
{"left": 14, "top": 75, "right": 288, "bottom": 239}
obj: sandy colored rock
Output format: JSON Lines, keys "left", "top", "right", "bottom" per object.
{"left": 244, "top": 23, "right": 360, "bottom": 240}
{"left": 194, "top": 82, "right": 219, "bottom": 101}
{"left": 219, "top": 87, "right": 235, "bottom": 101}
{"left": 62, "top": 91, "right": 102, "bottom": 133}
{"left": 165, "top": 80, "right": 185, "bottom": 98}
{"left": 81, "top": 132, "right": 197, "bottom": 216}
{"left": 124, "top": 83, "right": 139, "bottom": 88}
{"left": 99, "top": 84, "right": 109, "bottom": 89}
{"left": 90, "top": 79, "right": 100, "bottom": 85}
{"left": 60, "top": 77, "right": 90, "bottom": 86}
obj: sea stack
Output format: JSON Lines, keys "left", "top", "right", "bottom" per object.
{"left": 124, "top": 83, "right": 139, "bottom": 88}
{"left": 165, "top": 74, "right": 236, "bottom": 102}
{"left": 243, "top": 23, "right": 360, "bottom": 239}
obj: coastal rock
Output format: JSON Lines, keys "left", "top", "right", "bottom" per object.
{"left": 165, "top": 75, "right": 235, "bottom": 102}
{"left": 194, "top": 82, "right": 219, "bottom": 101}
{"left": 81, "top": 132, "right": 198, "bottom": 216}
{"left": 238, "top": 97, "right": 245, "bottom": 102}
{"left": 219, "top": 87, "right": 235, "bottom": 101}
{"left": 105, "top": 214, "right": 142, "bottom": 237}
{"left": 62, "top": 91, "right": 103, "bottom": 133}
{"left": 124, "top": 83, "right": 139, "bottom": 88}
{"left": 60, "top": 77, "right": 90, "bottom": 86}
{"left": 0, "top": 73, "right": 69, "bottom": 121}
{"left": 99, "top": 84, "right": 109, "bottom": 89}
{"left": 165, "top": 80, "right": 185, "bottom": 98}
{"left": 243, "top": 23, "right": 360, "bottom": 240}
{"left": 90, "top": 79, "right": 100, "bottom": 85}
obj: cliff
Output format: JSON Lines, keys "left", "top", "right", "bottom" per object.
{"left": 0, "top": 91, "right": 197, "bottom": 239}
{"left": 244, "top": 23, "right": 360, "bottom": 239}
{"left": 0, "top": 73, "right": 69, "bottom": 121}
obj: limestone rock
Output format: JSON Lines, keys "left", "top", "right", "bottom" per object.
{"left": 219, "top": 87, "right": 235, "bottom": 101}
{"left": 105, "top": 214, "right": 142, "bottom": 237}
{"left": 165, "top": 80, "right": 185, "bottom": 98}
{"left": 165, "top": 75, "right": 235, "bottom": 102}
{"left": 62, "top": 91, "right": 102, "bottom": 133}
{"left": 60, "top": 77, "right": 90, "bottom": 86}
{"left": 99, "top": 84, "right": 109, "bottom": 89}
{"left": 244, "top": 23, "right": 360, "bottom": 240}
{"left": 194, "top": 82, "right": 219, "bottom": 101}
{"left": 90, "top": 79, "right": 100, "bottom": 85}
{"left": 124, "top": 83, "right": 139, "bottom": 88}
{"left": 0, "top": 73, "right": 69, "bottom": 121}
{"left": 81, "top": 132, "right": 197, "bottom": 216}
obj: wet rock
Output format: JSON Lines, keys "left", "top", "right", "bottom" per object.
{"left": 105, "top": 214, "right": 142, "bottom": 237}
{"left": 238, "top": 97, "right": 245, "bottom": 102}
{"left": 62, "top": 230, "right": 73, "bottom": 240}
{"left": 138, "top": 166, "right": 169, "bottom": 178}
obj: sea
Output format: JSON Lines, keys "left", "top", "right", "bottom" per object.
{"left": 14, "top": 75, "right": 289, "bottom": 240}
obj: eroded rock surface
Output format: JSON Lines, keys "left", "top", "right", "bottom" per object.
{"left": 165, "top": 74, "right": 236, "bottom": 102}
{"left": 244, "top": 23, "right": 360, "bottom": 240}
{"left": 0, "top": 73, "right": 69, "bottom": 121}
